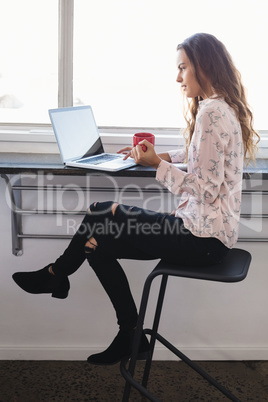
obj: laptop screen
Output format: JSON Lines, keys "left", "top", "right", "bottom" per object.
{"left": 49, "top": 105, "right": 104, "bottom": 162}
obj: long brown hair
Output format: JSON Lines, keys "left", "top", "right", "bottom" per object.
{"left": 177, "top": 33, "right": 259, "bottom": 163}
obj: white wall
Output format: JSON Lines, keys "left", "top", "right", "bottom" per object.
{"left": 0, "top": 173, "right": 268, "bottom": 361}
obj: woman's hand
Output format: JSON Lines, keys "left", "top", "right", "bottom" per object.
{"left": 117, "top": 146, "right": 133, "bottom": 160}
{"left": 117, "top": 140, "right": 161, "bottom": 169}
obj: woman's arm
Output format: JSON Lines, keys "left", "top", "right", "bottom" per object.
{"left": 157, "top": 152, "right": 172, "bottom": 162}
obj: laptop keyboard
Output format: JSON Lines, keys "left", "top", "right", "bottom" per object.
{"left": 78, "top": 154, "right": 122, "bottom": 165}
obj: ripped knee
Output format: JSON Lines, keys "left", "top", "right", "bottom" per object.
{"left": 87, "top": 202, "right": 97, "bottom": 214}
{"left": 87, "top": 202, "right": 119, "bottom": 216}
{"left": 111, "top": 202, "right": 119, "bottom": 216}
{"left": 85, "top": 236, "right": 98, "bottom": 254}
{"left": 85, "top": 202, "right": 119, "bottom": 255}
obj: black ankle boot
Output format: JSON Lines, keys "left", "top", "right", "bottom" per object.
{"left": 87, "top": 329, "right": 150, "bottom": 365}
{"left": 12, "top": 264, "right": 70, "bottom": 299}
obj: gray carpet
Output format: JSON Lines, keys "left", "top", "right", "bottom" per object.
{"left": 0, "top": 360, "right": 267, "bottom": 401}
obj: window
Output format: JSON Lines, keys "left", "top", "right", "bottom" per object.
{"left": 73, "top": 0, "right": 268, "bottom": 129}
{"left": 1, "top": 0, "right": 268, "bottom": 130}
{"left": 0, "top": 0, "right": 58, "bottom": 124}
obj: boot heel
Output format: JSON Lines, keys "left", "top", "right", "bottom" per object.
{"left": 51, "top": 277, "right": 70, "bottom": 299}
{"left": 51, "top": 290, "right": 69, "bottom": 299}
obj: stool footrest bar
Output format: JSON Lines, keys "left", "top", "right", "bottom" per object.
{"left": 145, "top": 329, "right": 241, "bottom": 402}
{"left": 120, "top": 358, "right": 162, "bottom": 402}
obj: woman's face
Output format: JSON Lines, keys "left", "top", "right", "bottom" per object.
{"left": 176, "top": 48, "right": 212, "bottom": 99}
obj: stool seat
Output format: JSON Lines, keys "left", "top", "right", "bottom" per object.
{"left": 121, "top": 248, "right": 251, "bottom": 402}
{"left": 153, "top": 247, "right": 251, "bottom": 283}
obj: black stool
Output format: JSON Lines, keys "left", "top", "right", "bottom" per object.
{"left": 120, "top": 248, "right": 251, "bottom": 402}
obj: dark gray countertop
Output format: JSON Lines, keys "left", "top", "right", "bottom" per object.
{"left": 0, "top": 153, "right": 155, "bottom": 177}
{"left": 0, "top": 153, "right": 267, "bottom": 178}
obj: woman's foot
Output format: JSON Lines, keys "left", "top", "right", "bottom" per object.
{"left": 87, "top": 329, "right": 150, "bottom": 365}
{"left": 12, "top": 264, "right": 70, "bottom": 299}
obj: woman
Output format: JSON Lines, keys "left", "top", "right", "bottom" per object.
{"left": 13, "top": 33, "right": 259, "bottom": 365}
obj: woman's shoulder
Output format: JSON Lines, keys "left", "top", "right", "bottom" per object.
{"left": 199, "top": 97, "right": 234, "bottom": 115}
{"left": 198, "top": 97, "right": 237, "bottom": 123}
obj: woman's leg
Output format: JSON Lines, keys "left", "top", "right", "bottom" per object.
{"left": 52, "top": 201, "right": 116, "bottom": 276}
{"left": 83, "top": 202, "right": 186, "bottom": 364}
{"left": 83, "top": 202, "right": 228, "bottom": 364}
{"left": 85, "top": 251, "right": 152, "bottom": 365}
{"left": 12, "top": 201, "right": 116, "bottom": 298}
{"left": 12, "top": 200, "right": 228, "bottom": 363}
{"left": 84, "top": 202, "right": 228, "bottom": 333}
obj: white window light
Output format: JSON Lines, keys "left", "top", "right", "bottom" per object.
{"left": 0, "top": 0, "right": 267, "bottom": 140}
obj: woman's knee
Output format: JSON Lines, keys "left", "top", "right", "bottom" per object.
{"left": 85, "top": 236, "right": 98, "bottom": 254}
{"left": 111, "top": 202, "right": 119, "bottom": 216}
{"left": 87, "top": 202, "right": 97, "bottom": 214}
{"left": 87, "top": 201, "right": 119, "bottom": 216}
{"left": 85, "top": 202, "right": 119, "bottom": 253}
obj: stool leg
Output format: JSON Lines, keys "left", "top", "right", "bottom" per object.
{"left": 142, "top": 274, "right": 168, "bottom": 388}
{"left": 122, "top": 271, "right": 157, "bottom": 401}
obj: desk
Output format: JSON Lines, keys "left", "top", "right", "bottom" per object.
{"left": 0, "top": 153, "right": 157, "bottom": 177}
{"left": 1, "top": 153, "right": 268, "bottom": 255}
{"left": 0, "top": 152, "right": 268, "bottom": 176}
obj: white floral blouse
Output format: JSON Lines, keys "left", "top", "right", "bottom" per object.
{"left": 156, "top": 97, "right": 244, "bottom": 248}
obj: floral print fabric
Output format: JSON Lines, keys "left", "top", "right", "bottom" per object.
{"left": 156, "top": 97, "right": 244, "bottom": 248}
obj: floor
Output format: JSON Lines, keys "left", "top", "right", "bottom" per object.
{"left": 0, "top": 360, "right": 267, "bottom": 402}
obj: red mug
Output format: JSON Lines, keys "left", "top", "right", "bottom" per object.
{"left": 133, "top": 132, "right": 155, "bottom": 152}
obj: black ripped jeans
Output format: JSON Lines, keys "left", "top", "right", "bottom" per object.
{"left": 52, "top": 201, "right": 228, "bottom": 330}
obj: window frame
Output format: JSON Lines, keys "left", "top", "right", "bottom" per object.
{"left": 58, "top": 0, "right": 73, "bottom": 108}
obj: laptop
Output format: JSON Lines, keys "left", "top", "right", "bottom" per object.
{"left": 48, "top": 105, "right": 137, "bottom": 172}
